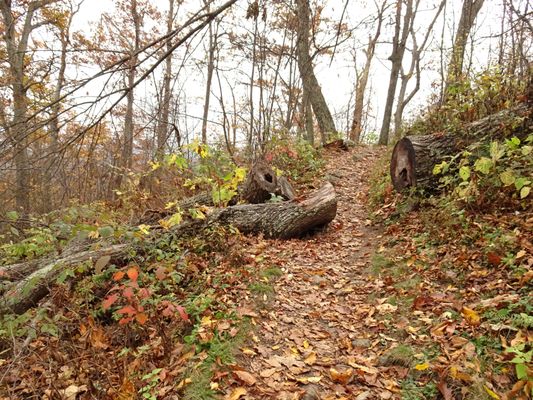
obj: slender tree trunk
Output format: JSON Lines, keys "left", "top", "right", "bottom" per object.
{"left": 302, "top": 86, "right": 314, "bottom": 145}
{"left": 350, "top": 2, "right": 385, "bottom": 142}
{"left": 393, "top": 0, "right": 444, "bottom": 139}
{"left": 44, "top": 9, "right": 74, "bottom": 211}
{"left": 0, "top": 1, "right": 53, "bottom": 214}
{"left": 379, "top": 0, "right": 414, "bottom": 145}
{"left": 156, "top": 0, "right": 175, "bottom": 158}
{"left": 121, "top": 0, "right": 141, "bottom": 172}
{"left": 248, "top": 17, "right": 258, "bottom": 149}
{"left": 296, "top": 0, "right": 336, "bottom": 142}
{"left": 445, "top": 0, "right": 485, "bottom": 88}
{"left": 201, "top": 5, "right": 216, "bottom": 145}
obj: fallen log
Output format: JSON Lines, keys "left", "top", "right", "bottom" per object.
{"left": 390, "top": 103, "right": 532, "bottom": 191}
{"left": 1, "top": 244, "right": 129, "bottom": 315}
{"left": 138, "top": 160, "right": 296, "bottom": 224}
{"left": 322, "top": 139, "right": 356, "bottom": 151}
{"left": 1, "top": 183, "right": 337, "bottom": 315}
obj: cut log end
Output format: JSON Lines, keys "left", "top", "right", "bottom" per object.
{"left": 390, "top": 137, "right": 416, "bottom": 192}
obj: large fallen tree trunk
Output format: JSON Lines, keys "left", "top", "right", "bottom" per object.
{"left": 390, "top": 103, "right": 532, "bottom": 191}
{"left": 1, "top": 183, "right": 337, "bottom": 315}
{"left": 138, "top": 159, "right": 296, "bottom": 224}
{"left": 1, "top": 245, "right": 129, "bottom": 315}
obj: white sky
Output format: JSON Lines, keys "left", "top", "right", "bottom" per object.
{"left": 68, "top": 0, "right": 519, "bottom": 144}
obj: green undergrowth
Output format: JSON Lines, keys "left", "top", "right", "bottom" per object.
{"left": 0, "top": 137, "right": 322, "bottom": 399}
{"left": 367, "top": 74, "right": 532, "bottom": 398}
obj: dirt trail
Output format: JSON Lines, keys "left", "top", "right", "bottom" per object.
{"left": 240, "top": 146, "right": 392, "bottom": 400}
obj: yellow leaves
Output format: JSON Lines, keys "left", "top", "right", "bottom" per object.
{"left": 167, "top": 211, "right": 183, "bottom": 227}
{"left": 240, "top": 347, "right": 257, "bottom": 356}
{"left": 149, "top": 160, "right": 161, "bottom": 171}
{"left": 414, "top": 363, "right": 430, "bottom": 371}
{"left": 225, "top": 387, "right": 247, "bottom": 400}
{"left": 329, "top": 367, "right": 353, "bottom": 385}
{"left": 295, "top": 375, "right": 322, "bottom": 384}
{"left": 137, "top": 224, "right": 151, "bottom": 235}
{"left": 461, "top": 306, "right": 481, "bottom": 326}
{"left": 449, "top": 365, "right": 473, "bottom": 382}
{"left": 304, "top": 352, "right": 317, "bottom": 365}
{"left": 165, "top": 201, "right": 178, "bottom": 210}
{"left": 484, "top": 386, "right": 500, "bottom": 399}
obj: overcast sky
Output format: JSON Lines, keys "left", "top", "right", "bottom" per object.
{"left": 69, "top": 0, "right": 510, "bottom": 142}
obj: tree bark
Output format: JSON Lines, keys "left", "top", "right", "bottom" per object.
{"left": 201, "top": 2, "right": 217, "bottom": 145}
{"left": 0, "top": 1, "right": 56, "bottom": 214}
{"left": 350, "top": 1, "right": 385, "bottom": 142}
{"left": 1, "top": 183, "right": 336, "bottom": 315}
{"left": 390, "top": 103, "right": 531, "bottom": 191}
{"left": 155, "top": 0, "right": 175, "bottom": 158}
{"left": 379, "top": 0, "right": 414, "bottom": 145}
{"left": 121, "top": 0, "right": 141, "bottom": 172}
{"left": 296, "top": 0, "right": 336, "bottom": 141}
{"left": 1, "top": 245, "right": 129, "bottom": 315}
{"left": 393, "top": 0, "right": 445, "bottom": 140}
{"left": 446, "top": 0, "right": 485, "bottom": 88}
{"left": 240, "top": 159, "right": 296, "bottom": 204}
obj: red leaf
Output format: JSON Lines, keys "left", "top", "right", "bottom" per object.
{"left": 113, "top": 271, "right": 125, "bottom": 281}
{"left": 155, "top": 266, "right": 167, "bottom": 281}
{"left": 119, "top": 317, "right": 133, "bottom": 325}
{"left": 117, "top": 305, "right": 136, "bottom": 316}
{"left": 176, "top": 305, "right": 190, "bottom": 323}
{"left": 138, "top": 288, "right": 150, "bottom": 299}
{"left": 127, "top": 267, "right": 139, "bottom": 282}
{"left": 162, "top": 305, "right": 174, "bottom": 317}
{"left": 102, "top": 294, "right": 118, "bottom": 310}
{"left": 413, "top": 296, "right": 433, "bottom": 310}
{"left": 487, "top": 252, "right": 502, "bottom": 267}
{"left": 135, "top": 312, "right": 148, "bottom": 325}
{"left": 123, "top": 287, "right": 134, "bottom": 300}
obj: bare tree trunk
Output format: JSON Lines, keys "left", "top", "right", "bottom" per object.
{"left": 44, "top": 6, "right": 77, "bottom": 211}
{"left": 379, "top": 0, "right": 414, "bottom": 145}
{"left": 201, "top": 3, "right": 217, "bottom": 145}
{"left": 445, "top": 0, "right": 485, "bottom": 88}
{"left": 393, "top": 0, "right": 445, "bottom": 139}
{"left": 350, "top": 1, "right": 385, "bottom": 142}
{"left": 0, "top": 1, "right": 59, "bottom": 214}
{"left": 248, "top": 17, "right": 258, "bottom": 149}
{"left": 121, "top": 0, "right": 141, "bottom": 172}
{"left": 296, "top": 0, "right": 336, "bottom": 142}
{"left": 302, "top": 86, "right": 314, "bottom": 145}
{"left": 156, "top": 0, "right": 175, "bottom": 158}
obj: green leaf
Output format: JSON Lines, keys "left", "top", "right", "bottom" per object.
{"left": 522, "top": 145, "right": 532, "bottom": 156}
{"left": 98, "top": 226, "right": 114, "bottom": 238}
{"left": 168, "top": 211, "right": 183, "bottom": 227}
{"left": 56, "top": 268, "right": 75, "bottom": 284}
{"left": 515, "top": 178, "right": 531, "bottom": 191}
{"left": 433, "top": 161, "right": 448, "bottom": 175}
{"left": 520, "top": 186, "right": 531, "bottom": 199}
{"left": 189, "top": 208, "right": 206, "bottom": 220}
{"left": 459, "top": 166, "right": 471, "bottom": 181}
{"left": 474, "top": 157, "right": 493, "bottom": 174}
{"left": 6, "top": 211, "right": 19, "bottom": 221}
{"left": 515, "top": 363, "right": 527, "bottom": 380}
{"left": 40, "top": 323, "right": 59, "bottom": 337}
{"left": 505, "top": 137, "right": 520, "bottom": 150}
{"left": 499, "top": 170, "right": 515, "bottom": 186}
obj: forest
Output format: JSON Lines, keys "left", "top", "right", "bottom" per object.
{"left": 0, "top": 0, "right": 531, "bottom": 399}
